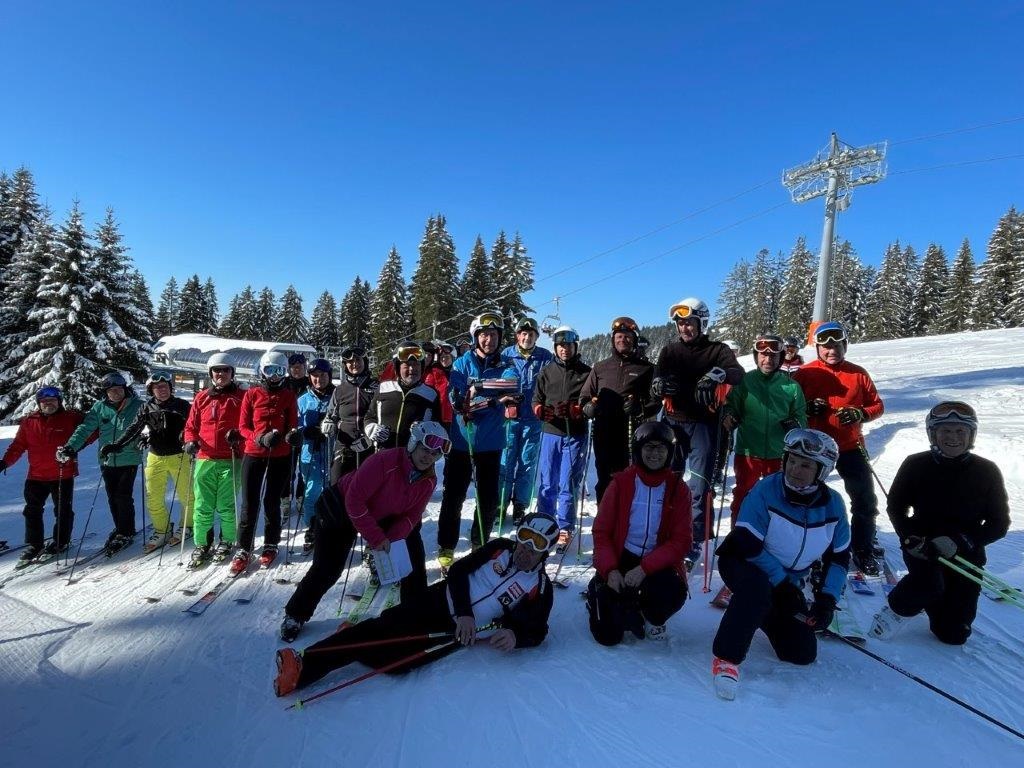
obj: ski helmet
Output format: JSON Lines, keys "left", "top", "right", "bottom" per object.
{"left": 258, "top": 351, "right": 289, "bottom": 381}
{"left": 926, "top": 401, "right": 977, "bottom": 451}
{"left": 784, "top": 335, "right": 802, "bottom": 349}
{"left": 551, "top": 325, "right": 580, "bottom": 355}
{"left": 207, "top": 352, "right": 235, "bottom": 376}
{"left": 407, "top": 420, "right": 452, "bottom": 455}
{"left": 753, "top": 334, "right": 785, "bottom": 372}
{"left": 515, "top": 317, "right": 540, "bottom": 335}
{"left": 101, "top": 372, "right": 128, "bottom": 391}
{"left": 393, "top": 341, "right": 426, "bottom": 367}
{"left": 469, "top": 311, "right": 504, "bottom": 340}
{"left": 36, "top": 385, "right": 62, "bottom": 402}
{"left": 515, "top": 512, "right": 559, "bottom": 553}
{"left": 610, "top": 316, "right": 639, "bottom": 344}
{"left": 420, "top": 340, "right": 437, "bottom": 356}
{"left": 308, "top": 358, "right": 333, "bottom": 376}
{"left": 288, "top": 353, "right": 307, "bottom": 368}
{"left": 670, "top": 298, "right": 710, "bottom": 334}
{"left": 631, "top": 420, "right": 676, "bottom": 469}
{"left": 813, "top": 321, "right": 848, "bottom": 349}
{"left": 340, "top": 345, "right": 367, "bottom": 363}
{"left": 782, "top": 428, "right": 839, "bottom": 483}
{"left": 146, "top": 370, "right": 174, "bottom": 396}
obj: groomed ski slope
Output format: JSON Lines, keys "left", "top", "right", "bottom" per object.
{"left": 1, "top": 328, "right": 1022, "bottom": 768}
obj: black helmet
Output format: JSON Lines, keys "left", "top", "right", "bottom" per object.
{"left": 101, "top": 372, "right": 128, "bottom": 391}
{"left": 631, "top": 421, "right": 675, "bottom": 469}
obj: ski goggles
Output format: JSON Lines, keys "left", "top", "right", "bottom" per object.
{"left": 929, "top": 401, "right": 975, "bottom": 420}
{"left": 754, "top": 338, "right": 783, "bottom": 354}
{"left": 261, "top": 364, "right": 287, "bottom": 379}
{"left": 611, "top": 317, "right": 639, "bottom": 334}
{"left": 476, "top": 313, "right": 504, "bottom": 330}
{"left": 395, "top": 344, "right": 426, "bottom": 363}
{"left": 515, "top": 318, "right": 539, "bottom": 334}
{"left": 149, "top": 371, "right": 174, "bottom": 384}
{"left": 669, "top": 304, "right": 699, "bottom": 321}
{"left": 436, "top": 342, "right": 455, "bottom": 354}
{"left": 515, "top": 526, "right": 551, "bottom": 553}
{"left": 420, "top": 433, "right": 452, "bottom": 455}
{"left": 210, "top": 366, "right": 233, "bottom": 375}
{"left": 36, "top": 386, "right": 62, "bottom": 401}
{"left": 813, "top": 323, "right": 847, "bottom": 345}
{"left": 552, "top": 329, "right": 579, "bottom": 345}
{"left": 783, "top": 429, "right": 833, "bottom": 459}
{"left": 341, "top": 347, "right": 366, "bottom": 361}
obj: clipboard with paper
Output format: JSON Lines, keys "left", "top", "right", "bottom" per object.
{"left": 373, "top": 539, "right": 413, "bottom": 584}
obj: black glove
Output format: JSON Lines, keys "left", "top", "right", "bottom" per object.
{"left": 622, "top": 395, "right": 642, "bottom": 417}
{"left": 0, "top": 459, "right": 7, "bottom": 474}
{"left": 928, "top": 535, "right": 958, "bottom": 560}
{"left": 772, "top": 580, "right": 807, "bottom": 617}
{"left": 694, "top": 367, "right": 727, "bottom": 408}
{"left": 225, "top": 429, "right": 243, "bottom": 446}
{"left": 285, "top": 429, "right": 303, "bottom": 447}
{"left": 552, "top": 401, "right": 570, "bottom": 418}
{"left": 258, "top": 430, "right": 282, "bottom": 449}
{"left": 837, "top": 407, "right": 864, "bottom": 425}
{"left": 56, "top": 445, "right": 77, "bottom": 464}
{"left": 780, "top": 417, "right": 801, "bottom": 433}
{"left": 99, "top": 444, "right": 119, "bottom": 459}
{"left": 807, "top": 593, "right": 837, "bottom": 629}
{"left": 903, "top": 535, "right": 929, "bottom": 561}
{"left": 582, "top": 401, "right": 598, "bottom": 420}
{"left": 807, "top": 398, "right": 829, "bottom": 417}
{"left": 183, "top": 441, "right": 199, "bottom": 457}
{"left": 303, "top": 425, "right": 326, "bottom": 446}
{"left": 651, "top": 376, "right": 679, "bottom": 398}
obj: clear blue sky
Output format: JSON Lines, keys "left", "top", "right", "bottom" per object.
{"left": 2, "top": 2, "right": 1021, "bottom": 339}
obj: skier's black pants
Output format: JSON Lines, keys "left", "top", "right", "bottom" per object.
{"left": 586, "top": 550, "right": 687, "bottom": 646}
{"left": 712, "top": 556, "right": 816, "bottom": 665}
{"left": 237, "top": 454, "right": 291, "bottom": 551}
{"left": 835, "top": 449, "right": 878, "bottom": 553}
{"left": 436, "top": 448, "right": 500, "bottom": 549}
{"left": 101, "top": 465, "right": 138, "bottom": 536}
{"left": 297, "top": 582, "right": 458, "bottom": 690}
{"left": 23, "top": 478, "right": 74, "bottom": 548}
{"left": 284, "top": 492, "right": 427, "bottom": 623}
{"left": 888, "top": 554, "right": 981, "bottom": 645}
{"left": 592, "top": 422, "right": 630, "bottom": 503}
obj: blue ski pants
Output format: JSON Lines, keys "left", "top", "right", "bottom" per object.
{"left": 536, "top": 432, "right": 587, "bottom": 531}
{"left": 499, "top": 420, "right": 543, "bottom": 508}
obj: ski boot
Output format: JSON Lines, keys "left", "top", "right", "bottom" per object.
{"left": 280, "top": 615, "right": 303, "bottom": 643}
{"left": 713, "top": 656, "right": 740, "bottom": 700}
{"left": 230, "top": 550, "right": 252, "bottom": 575}
{"left": 274, "top": 648, "right": 303, "bottom": 697}
{"left": 212, "top": 540, "right": 233, "bottom": 563}
{"left": 188, "top": 545, "right": 213, "bottom": 570}
{"left": 15, "top": 545, "right": 43, "bottom": 569}
{"left": 260, "top": 544, "right": 278, "bottom": 568}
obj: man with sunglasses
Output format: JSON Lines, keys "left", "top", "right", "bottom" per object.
{"left": 323, "top": 346, "right": 378, "bottom": 483}
{"left": 721, "top": 334, "right": 806, "bottom": 526}
{"left": 780, "top": 336, "right": 805, "bottom": 374}
{"left": 793, "top": 321, "right": 885, "bottom": 575}
{"left": 274, "top": 511, "right": 556, "bottom": 696}
{"left": 104, "top": 371, "right": 193, "bottom": 552}
{"left": 499, "top": 317, "right": 553, "bottom": 526}
{"left": 280, "top": 421, "right": 453, "bottom": 643}
{"left": 653, "top": 298, "right": 743, "bottom": 556}
{"left": 579, "top": 316, "right": 659, "bottom": 503}
{"left": 1, "top": 386, "right": 84, "bottom": 565}
{"left": 362, "top": 342, "right": 439, "bottom": 452}
{"left": 869, "top": 402, "right": 1009, "bottom": 645}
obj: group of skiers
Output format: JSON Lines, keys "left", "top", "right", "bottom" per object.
{"left": 0, "top": 298, "right": 1011, "bottom": 702}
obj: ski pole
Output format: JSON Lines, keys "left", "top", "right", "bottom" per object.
{"left": 496, "top": 419, "right": 513, "bottom": 534}
{"left": 139, "top": 448, "right": 148, "bottom": 551}
{"left": 938, "top": 557, "right": 1024, "bottom": 610}
{"left": 157, "top": 454, "right": 181, "bottom": 569}
{"left": 287, "top": 640, "right": 458, "bottom": 710}
{"left": 857, "top": 442, "right": 889, "bottom": 500}
{"left": 813, "top": 619, "right": 1024, "bottom": 743}
{"left": 283, "top": 444, "right": 298, "bottom": 565}
{"left": 335, "top": 534, "right": 359, "bottom": 611}
{"left": 55, "top": 462, "right": 65, "bottom": 569}
{"left": 707, "top": 436, "right": 733, "bottom": 593}
{"left": 301, "top": 623, "right": 497, "bottom": 656}
{"left": 66, "top": 469, "right": 103, "bottom": 585}
{"left": 950, "top": 555, "right": 1022, "bottom": 594}
{"left": 465, "top": 420, "right": 486, "bottom": 547}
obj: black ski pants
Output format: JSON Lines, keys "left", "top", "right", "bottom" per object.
{"left": 284, "top": 492, "right": 427, "bottom": 624}
{"left": 23, "top": 478, "right": 75, "bottom": 548}
{"left": 586, "top": 551, "right": 687, "bottom": 646}
{"left": 102, "top": 465, "right": 138, "bottom": 537}
{"left": 329, "top": 445, "right": 374, "bottom": 485}
{"left": 593, "top": 421, "right": 630, "bottom": 504}
{"left": 436, "top": 448, "right": 500, "bottom": 550}
{"left": 712, "top": 556, "right": 816, "bottom": 666}
{"left": 237, "top": 454, "right": 291, "bottom": 551}
{"left": 836, "top": 449, "right": 878, "bottom": 553}
{"left": 888, "top": 555, "right": 981, "bottom": 645}
{"left": 296, "top": 582, "right": 458, "bottom": 690}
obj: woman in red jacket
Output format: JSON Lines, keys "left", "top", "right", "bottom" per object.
{"left": 587, "top": 421, "right": 692, "bottom": 644}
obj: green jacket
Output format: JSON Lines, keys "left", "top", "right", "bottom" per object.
{"left": 67, "top": 393, "right": 144, "bottom": 467}
{"left": 724, "top": 369, "right": 806, "bottom": 459}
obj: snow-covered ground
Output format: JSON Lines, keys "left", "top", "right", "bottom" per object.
{"left": 2, "top": 329, "right": 1022, "bottom": 767}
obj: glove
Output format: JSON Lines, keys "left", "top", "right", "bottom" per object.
{"left": 807, "top": 398, "right": 829, "bottom": 417}
{"left": 183, "top": 441, "right": 199, "bottom": 457}
{"left": 807, "top": 593, "right": 837, "bottom": 629}
{"left": 137, "top": 435, "right": 150, "bottom": 451}
{"left": 721, "top": 412, "right": 739, "bottom": 431}
{"left": 285, "top": 429, "right": 303, "bottom": 447}
{"left": 902, "top": 535, "right": 929, "bottom": 560}
{"left": 582, "top": 401, "right": 598, "bottom": 420}
{"left": 651, "top": 376, "right": 679, "bottom": 398}
{"left": 533, "top": 403, "right": 555, "bottom": 422}
{"left": 368, "top": 424, "right": 391, "bottom": 444}
{"left": 225, "top": 429, "right": 243, "bottom": 445}
{"left": 303, "top": 425, "right": 325, "bottom": 446}
{"left": 568, "top": 402, "right": 584, "bottom": 420}
{"left": 349, "top": 437, "right": 370, "bottom": 453}
{"left": 257, "top": 430, "right": 282, "bottom": 449}
{"left": 320, "top": 419, "right": 338, "bottom": 439}
{"left": 553, "top": 401, "right": 570, "bottom": 418}
{"left": 99, "top": 444, "right": 120, "bottom": 459}
{"left": 695, "top": 367, "right": 727, "bottom": 408}
{"left": 56, "top": 445, "right": 77, "bottom": 464}
{"left": 772, "top": 580, "right": 807, "bottom": 617}
{"left": 0, "top": 459, "right": 7, "bottom": 474}
{"left": 837, "top": 407, "right": 864, "bottom": 425}
{"left": 622, "top": 395, "right": 642, "bottom": 417}
{"left": 780, "top": 417, "right": 801, "bottom": 433}
{"left": 929, "top": 535, "right": 958, "bottom": 560}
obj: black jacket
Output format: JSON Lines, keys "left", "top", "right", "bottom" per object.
{"left": 655, "top": 335, "right": 744, "bottom": 424}
{"left": 363, "top": 380, "right": 439, "bottom": 450}
{"left": 111, "top": 396, "right": 191, "bottom": 456}
{"left": 324, "top": 371, "right": 378, "bottom": 446}
{"left": 533, "top": 355, "right": 592, "bottom": 437}
{"left": 579, "top": 352, "right": 658, "bottom": 438}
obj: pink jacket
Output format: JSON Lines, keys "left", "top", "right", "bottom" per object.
{"left": 338, "top": 447, "right": 436, "bottom": 549}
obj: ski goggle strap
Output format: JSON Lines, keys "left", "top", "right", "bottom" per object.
{"left": 515, "top": 527, "right": 550, "bottom": 553}
{"left": 37, "top": 386, "right": 62, "bottom": 400}
{"left": 553, "top": 329, "right": 579, "bottom": 345}
{"left": 421, "top": 433, "right": 452, "bottom": 455}
{"left": 341, "top": 347, "right": 366, "bottom": 361}
{"left": 262, "top": 364, "right": 287, "bottom": 379}
{"left": 813, "top": 323, "right": 847, "bottom": 345}
{"left": 754, "top": 338, "right": 783, "bottom": 354}
{"left": 395, "top": 345, "right": 426, "bottom": 363}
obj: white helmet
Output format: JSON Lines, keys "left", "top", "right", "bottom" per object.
{"left": 516, "top": 512, "right": 559, "bottom": 553}
{"left": 551, "top": 325, "right": 580, "bottom": 352}
{"left": 407, "top": 420, "right": 452, "bottom": 455}
{"left": 259, "top": 351, "right": 289, "bottom": 380}
{"left": 669, "top": 297, "right": 710, "bottom": 334}
{"left": 783, "top": 428, "right": 839, "bottom": 483}
{"left": 469, "top": 311, "right": 504, "bottom": 340}
{"left": 207, "top": 352, "right": 235, "bottom": 376}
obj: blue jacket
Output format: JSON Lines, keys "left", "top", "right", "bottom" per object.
{"left": 297, "top": 385, "right": 334, "bottom": 463}
{"left": 720, "top": 473, "right": 850, "bottom": 601}
{"left": 501, "top": 344, "right": 553, "bottom": 423}
{"left": 448, "top": 350, "right": 512, "bottom": 452}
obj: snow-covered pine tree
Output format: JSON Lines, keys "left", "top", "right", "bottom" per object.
{"left": 492, "top": 231, "right": 534, "bottom": 346}
{"left": 130, "top": 271, "right": 155, "bottom": 339}
{"left": 864, "top": 242, "right": 908, "bottom": 340}
{"left": 338, "top": 277, "right": 372, "bottom": 352}
{"left": 829, "top": 240, "right": 873, "bottom": 341}
{"left": 202, "top": 278, "right": 219, "bottom": 333}
{"left": 254, "top": 287, "right": 276, "bottom": 341}
{"left": 898, "top": 245, "right": 921, "bottom": 337}
{"left": 712, "top": 259, "right": 755, "bottom": 348}
{"left": 12, "top": 202, "right": 111, "bottom": 416}
{"left": 1003, "top": 218, "right": 1024, "bottom": 326}
{"left": 748, "top": 247, "right": 783, "bottom": 338}
{"left": 410, "top": 215, "right": 462, "bottom": 341}
{"left": 937, "top": 239, "right": 975, "bottom": 333}
{"left": 973, "top": 207, "right": 1023, "bottom": 329}
{"left": 460, "top": 236, "right": 494, "bottom": 324}
{"left": 909, "top": 244, "right": 948, "bottom": 335}
{"left": 177, "top": 275, "right": 206, "bottom": 333}
{"left": 275, "top": 285, "right": 309, "bottom": 344}
{"left": 775, "top": 235, "right": 816, "bottom": 339}
{"left": 154, "top": 277, "right": 180, "bottom": 338}
{"left": 220, "top": 285, "right": 258, "bottom": 339}
{"left": 368, "top": 246, "right": 411, "bottom": 359}
{"left": 309, "top": 290, "right": 341, "bottom": 351}
{"left": 93, "top": 209, "right": 152, "bottom": 381}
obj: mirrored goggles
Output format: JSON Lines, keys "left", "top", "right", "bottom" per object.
{"left": 784, "top": 429, "right": 828, "bottom": 456}
{"left": 611, "top": 317, "right": 638, "bottom": 333}
{"left": 476, "top": 313, "right": 503, "bottom": 329}
{"left": 262, "top": 364, "right": 287, "bottom": 379}
{"left": 754, "top": 339, "right": 783, "bottom": 354}
{"left": 553, "top": 330, "right": 580, "bottom": 345}
{"left": 341, "top": 347, "right": 366, "bottom": 361}
{"left": 37, "top": 386, "right": 62, "bottom": 400}
{"left": 929, "top": 402, "right": 977, "bottom": 421}
{"left": 396, "top": 346, "right": 426, "bottom": 363}
{"left": 150, "top": 371, "right": 174, "bottom": 384}
{"left": 421, "top": 433, "right": 452, "bottom": 455}
{"left": 814, "top": 324, "right": 847, "bottom": 345}
{"left": 670, "top": 304, "right": 696, "bottom": 321}
{"left": 515, "top": 527, "right": 550, "bottom": 553}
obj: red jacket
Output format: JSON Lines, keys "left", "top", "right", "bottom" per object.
{"left": 184, "top": 383, "right": 245, "bottom": 460}
{"left": 793, "top": 358, "right": 884, "bottom": 451}
{"left": 337, "top": 447, "right": 436, "bottom": 549}
{"left": 239, "top": 384, "right": 299, "bottom": 458}
{"left": 423, "top": 365, "right": 453, "bottom": 425}
{"left": 2, "top": 408, "right": 85, "bottom": 481}
{"left": 593, "top": 465, "right": 693, "bottom": 579}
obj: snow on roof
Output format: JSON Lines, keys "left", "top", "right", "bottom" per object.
{"left": 153, "top": 334, "right": 316, "bottom": 355}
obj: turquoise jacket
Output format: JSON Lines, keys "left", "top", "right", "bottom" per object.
{"left": 67, "top": 392, "right": 145, "bottom": 467}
